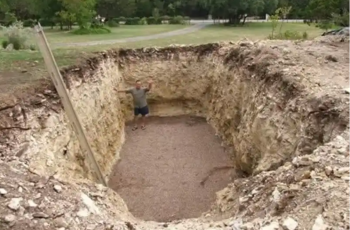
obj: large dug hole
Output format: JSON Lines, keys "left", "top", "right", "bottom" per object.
{"left": 109, "top": 116, "right": 234, "bottom": 222}
{"left": 0, "top": 41, "right": 349, "bottom": 229}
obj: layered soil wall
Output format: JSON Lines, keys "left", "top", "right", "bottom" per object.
{"left": 0, "top": 42, "right": 348, "bottom": 182}
{"left": 0, "top": 40, "right": 349, "bottom": 230}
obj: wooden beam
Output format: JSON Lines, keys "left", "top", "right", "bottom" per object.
{"left": 33, "top": 23, "right": 107, "bottom": 186}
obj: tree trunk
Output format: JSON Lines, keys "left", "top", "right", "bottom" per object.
{"left": 242, "top": 15, "right": 247, "bottom": 25}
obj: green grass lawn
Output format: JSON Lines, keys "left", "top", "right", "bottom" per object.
{"left": 43, "top": 25, "right": 188, "bottom": 43}
{"left": 0, "top": 22, "right": 325, "bottom": 97}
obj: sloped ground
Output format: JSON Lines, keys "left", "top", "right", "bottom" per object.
{"left": 0, "top": 36, "right": 349, "bottom": 230}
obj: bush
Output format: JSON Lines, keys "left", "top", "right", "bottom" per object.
{"left": 302, "top": 31, "right": 308, "bottom": 39}
{"left": 107, "top": 18, "right": 120, "bottom": 27}
{"left": 147, "top": 17, "right": 161, "bottom": 25}
{"left": 118, "top": 16, "right": 126, "bottom": 22}
{"left": 1, "top": 21, "right": 34, "bottom": 50}
{"left": 161, "top": 15, "right": 170, "bottom": 21}
{"left": 317, "top": 20, "right": 334, "bottom": 31}
{"left": 23, "top": 19, "right": 36, "bottom": 27}
{"left": 39, "top": 19, "right": 55, "bottom": 27}
{"left": 268, "top": 30, "right": 308, "bottom": 40}
{"left": 4, "top": 12, "right": 17, "bottom": 26}
{"left": 332, "top": 11, "right": 349, "bottom": 27}
{"left": 71, "top": 27, "right": 111, "bottom": 35}
{"left": 184, "top": 16, "right": 191, "bottom": 24}
{"left": 2, "top": 40, "right": 9, "bottom": 49}
{"left": 125, "top": 17, "right": 140, "bottom": 25}
{"left": 169, "top": 16, "right": 184, "bottom": 24}
{"left": 139, "top": 17, "right": 148, "bottom": 25}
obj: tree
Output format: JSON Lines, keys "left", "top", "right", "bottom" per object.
{"left": 135, "top": 0, "right": 153, "bottom": 17}
{"left": 277, "top": 6, "right": 292, "bottom": 33}
{"left": 61, "top": 0, "right": 96, "bottom": 28}
{"left": 202, "top": 0, "right": 270, "bottom": 25}
{"left": 96, "top": 0, "right": 136, "bottom": 19}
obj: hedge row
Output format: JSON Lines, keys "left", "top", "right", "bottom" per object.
{"left": 0, "top": 15, "right": 191, "bottom": 28}
{"left": 111, "top": 16, "right": 190, "bottom": 25}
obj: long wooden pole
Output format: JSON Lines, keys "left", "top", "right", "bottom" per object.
{"left": 33, "top": 23, "right": 107, "bottom": 186}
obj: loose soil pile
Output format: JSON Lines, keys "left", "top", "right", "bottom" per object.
{"left": 0, "top": 37, "right": 348, "bottom": 230}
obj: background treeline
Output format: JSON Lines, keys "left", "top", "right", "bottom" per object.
{"left": 0, "top": 0, "right": 348, "bottom": 28}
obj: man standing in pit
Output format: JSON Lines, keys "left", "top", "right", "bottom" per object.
{"left": 115, "top": 79, "right": 153, "bottom": 130}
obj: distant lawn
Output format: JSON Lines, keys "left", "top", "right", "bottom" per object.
{"left": 126, "top": 22, "right": 324, "bottom": 47}
{"left": 43, "top": 25, "right": 189, "bottom": 44}
{"left": 0, "top": 22, "right": 326, "bottom": 97}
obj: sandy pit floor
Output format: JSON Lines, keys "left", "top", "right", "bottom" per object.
{"left": 108, "top": 116, "right": 235, "bottom": 222}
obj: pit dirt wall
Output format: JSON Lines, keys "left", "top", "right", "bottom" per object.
{"left": 0, "top": 42, "right": 348, "bottom": 183}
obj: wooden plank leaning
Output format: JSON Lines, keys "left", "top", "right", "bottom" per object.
{"left": 33, "top": 23, "right": 107, "bottom": 186}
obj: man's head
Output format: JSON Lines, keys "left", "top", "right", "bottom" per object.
{"left": 135, "top": 80, "right": 141, "bottom": 89}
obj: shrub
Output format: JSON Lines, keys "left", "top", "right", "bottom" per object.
{"left": 317, "top": 20, "right": 334, "bottom": 31}
{"left": 147, "top": 17, "right": 161, "bottom": 25}
{"left": 161, "top": 15, "right": 170, "bottom": 21}
{"left": 302, "top": 31, "right": 308, "bottom": 39}
{"left": 2, "top": 40, "right": 9, "bottom": 49}
{"left": 107, "top": 18, "right": 120, "bottom": 27}
{"left": 39, "top": 19, "right": 55, "bottom": 27}
{"left": 118, "top": 16, "right": 126, "bottom": 22}
{"left": 71, "top": 27, "right": 111, "bottom": 35}
{"left": 4, "top": 12, "right": 17, "bottom": 26}
{"left": 23, "top": 19, "right": 36, "bottom": 27}
{"left": 332, "top": 11, "right": 349, "bottom": 27}
{"left": 184, "top": 16, "right": 191, "bottom": 24}
{"left": 125, "top": 17, "right": 140, "bottom": 25}
{"left": 169, "top": 16, "right": 184, "bottom": 24}
{"left": 268, "top": 30, "right": 308, "bottom": 40}
{"left": 139, "top": 17, "right": 148, "bottom": 25}
{"left": 1, "top": 21, "right": 34, "bottom": 50}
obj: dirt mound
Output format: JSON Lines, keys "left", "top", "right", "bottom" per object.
{"left": 0, "top": 39, "right": 349, "bottom": 229}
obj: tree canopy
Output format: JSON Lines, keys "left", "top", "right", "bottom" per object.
{"left": 0, "top": 0, "right": 348, "bottom": 27}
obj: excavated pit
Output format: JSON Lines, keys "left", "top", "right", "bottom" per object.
{"left": 109, "top": 116, "right": 235, "bottom": 222}
{"left": 0, "top": 41, "right": 349, "bottom": 229}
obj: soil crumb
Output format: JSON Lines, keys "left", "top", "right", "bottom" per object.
{"left": 108, "top": 116, "right": 235, "bottom": 222}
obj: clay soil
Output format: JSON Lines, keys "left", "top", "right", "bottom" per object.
{"left": 108, "top": 116, "right": 235, "bottom": 222}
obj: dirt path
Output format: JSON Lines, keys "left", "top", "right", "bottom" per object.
{"left": 53, "top": 23, "right": 209, "bottom": 48}
{"left": 108, "top": 116, "right": 235, "bottom": 222}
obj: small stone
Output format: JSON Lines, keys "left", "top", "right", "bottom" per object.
{"left": 241, "top": 222, "right": 254, "bottom": 230}
{"left": 46, "top": 160, "right": 53, "bottom": 167}
{"left": 0, "top": 188, "right": 7, "bottom": 195}
{"left": 8, "top": 198, "right": 22, "bottom": 211}
{"left": 18, "top": 187, "right": 23, "bottom": 193}
{"left": 312, "top": 215, "right": 328, "bottom": 230}
{"left": 54, "top": 217, "right": 68, "bottom": 228}
{"left": 334, "top": 167, "right": 349, "bottom": 178}
{"left": 272, "top": 187, "right": 281, "bottom": 203}
{"left": 294, "top": 169, "right": 311, "bottom": 182}
{"left": 324, "top": 166, "right": 333, "bottom": 176}
{"left": 32, "top": 212, "right": 50, "bottom": 219}
{"left": 289, "top": 184, "right": 300, "bottom": 191}
{"left": 239, "top": 196, "right": 249, "bottom": 203}
{"left": 77, "top": 208, "right": 90, "bottom": 218}
{"left": 4, "top": 214, "right": 16, "bottom": 223}
{"left": 54, "top": 185, "right": 62, "bottom": 193}
{"left": 261, "top": 221, "right": 280, "bottom": 230}
{"left": 81, "top": 192, "right": 100, "bottom": 214}
{"left": 282, "top": 217, "right": 298, "bottom": 230}
{"left": 34, "top": 193, "right": 41, "bottom": 199}
{"left": 28, "top": 200, "right": 38, "bottom": 207}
